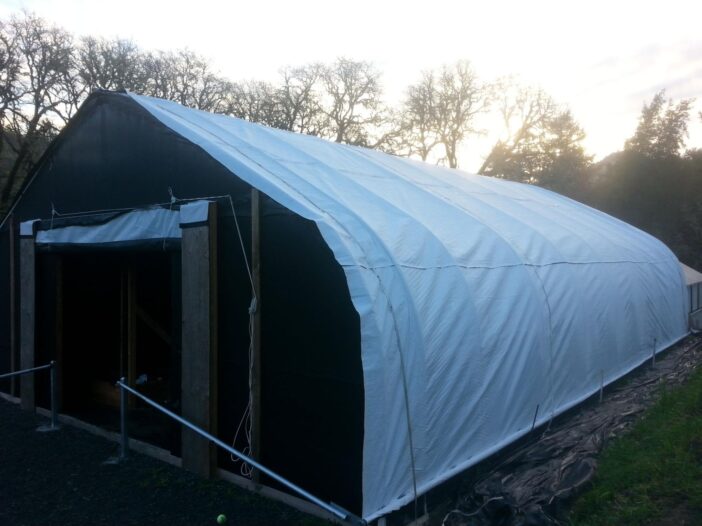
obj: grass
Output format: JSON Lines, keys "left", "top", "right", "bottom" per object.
{"left": 569, "top": 366, "right": 702, "bottom": 525}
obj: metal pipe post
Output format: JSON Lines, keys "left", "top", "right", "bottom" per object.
{"left": 119, "top": 377, "right": 128, "bottom": 460}
{"left": 49, "top": 361, "right": 58, "bottom": 430}
{"left": 116, "top": 380, "right": 365, "bottom": 525}
{"left": 0, "top": 362, "right": 52, "bottom": 380}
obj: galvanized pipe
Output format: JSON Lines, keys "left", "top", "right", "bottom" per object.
{"left": 119, "top": 377, "right": 128, "bottom": 460}
{"left": 116, "top": 380, "right": 364, "bottom": 525}
{"left": 49, "top": 361, "right": 58, "bottom": 430}
{"left": 0, "top": 362, "right": 52, "bottom": 381}
{"left": 1, "top": 362, "right": 60, "bottom": 432}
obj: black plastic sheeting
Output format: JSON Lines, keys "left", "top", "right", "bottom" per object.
{"left": 441, "top": 335, "right": 702, "bottom": 526}
{"left": 0, "top": 91, "right": 364, "bottom": 514}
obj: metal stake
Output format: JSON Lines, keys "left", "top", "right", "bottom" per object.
{"left": 32, "top": 361, "right": 59, "bottom": 433}
{"left": 119, "top": 377, "right": 128, "bottom": 460}
{"left": 531, "top": 404, "right": 540, "bottom": 431}
{"left": 49, "top": 361, "right": 58, "bottom": 429}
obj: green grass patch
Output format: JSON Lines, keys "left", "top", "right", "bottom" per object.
{"left": 570, "top": 366, "right": 702, "bottom": 525}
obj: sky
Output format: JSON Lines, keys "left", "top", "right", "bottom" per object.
{"left": 1, "top": 0, "right": 701, "bottom": 170}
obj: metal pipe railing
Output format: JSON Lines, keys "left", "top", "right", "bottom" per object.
{"left": 0, "top": 361, "right": 59, "bottom": 431}
{"left": 0, "top": 362, "right": 52, "bottom": 380}
{"left": 116, "top": 378, "right": 365, "bottom": 525}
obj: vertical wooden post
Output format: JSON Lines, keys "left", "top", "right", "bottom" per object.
{"left": 180, "top": 201, "right": 218, "bottom": 478}
{"left": 127, "top": 268, "right": 136, "bottom": 403}
{"left": 120, "top": 270, "right": 126, "bottom": 380}
{"left": 19, "top": 220, "right": 36, "bottom": 411}
{"left": 55, "top": 256, "right": 63, "bottom": 412}
{"left": 8, "top": 215, "right": 17, "bottom": 396}
{"left": 250, "top": 189, "right": 262, "bottom": 482}
{"left": 169, "top": 252, "right": 182, "bottom": 434}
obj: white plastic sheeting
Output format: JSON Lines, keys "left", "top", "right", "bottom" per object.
{"left": 32, "top": 202, "right": 214, "bottom": 247}
{"left": 179, "top": 200, "right": 212, "bottom": 226}
{"left": 682, "top": 262, "right": 702, "bottom": 286}
{"left": 130, "top": 93, "right": 690, "bottom": 521}
{"left": 34, "top": 208, "right": 181, "bottom": 246}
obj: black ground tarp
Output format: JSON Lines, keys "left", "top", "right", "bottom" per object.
{"left": 438, "top": 335, "right": 702, "bottom": 526}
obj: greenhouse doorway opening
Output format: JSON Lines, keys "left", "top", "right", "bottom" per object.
{"left": 39, "top": 250, "right": 181, "bottom": 454}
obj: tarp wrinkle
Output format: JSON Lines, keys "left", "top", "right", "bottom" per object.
{"left": 127, "top": 93, "right": 689, "bottom": 521}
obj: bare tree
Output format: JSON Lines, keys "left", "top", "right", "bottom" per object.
{"left": 476, "top": 79, "right": 591, "bottom": 189}
{"left": 225, "top": 80, "right": 280, "bottom": 126}
{"left": 432, "top": 60, "right": 491, "bottom": 168}
{"left": 0, "top": 20, "right": 21, "bottom": 172}
{"left": 275, "top": 64, "right": 326, "bottom": 135}
{"left": 369, "top": 107, "right": 406, "bottom": 155}
{"left": 140, "top": 51, "right": 175, "bottom": 101}
{"left": 397, "top": 72, "right": 440, "bottom": 161}
{"left": 77, "top": 36, "right": 146, "bottom": 92}
{"left": 319, "top": 57, "right": 386, "bottom": 147}
{"left": 141, "top": 49, "right": 231, "bottom": 112}
{"left": 218, "top": 59, "right": 400, "bottom": 149}
{"left": 397, "top": 62, "right": 492, "bottom": 166}
{"left": 0, "top": 12, "right": 79, "bottom": 206}
{"left": 479, "top": 79, "right": 556, "bottom": 176}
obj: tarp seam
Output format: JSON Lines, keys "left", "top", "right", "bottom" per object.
{"left": 341, "top": 259, "right": 675, "bottom": 271}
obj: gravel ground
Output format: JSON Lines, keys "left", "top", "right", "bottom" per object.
{"left": 0, "top": 399, "right": 329, "bottom": 526}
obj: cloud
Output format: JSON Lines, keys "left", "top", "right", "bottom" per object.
{"left": 585, "top": 41, "right": 702, "bottom": 94}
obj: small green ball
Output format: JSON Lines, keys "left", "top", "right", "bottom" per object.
{"left": 216, "top": 514, "right": 227, "bottom": 525}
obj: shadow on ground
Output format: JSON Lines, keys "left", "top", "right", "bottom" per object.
{"left": 0, "top": 399, "right": 330, "bottom": 526}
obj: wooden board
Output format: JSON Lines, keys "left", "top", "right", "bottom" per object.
{"left": 8, "top": 215, "right": 17, "bottom": 396}
{"left": 19, "top": 236, "right": 35, "bottom": 411}
{"left": 127, "top": 268, "right": 136, "bottom": 408}
{"left": 55, "top": 256, "right": 63, "bottom": 411}
{"left": 180, "top": 202, "right": 218, "bottom": 478}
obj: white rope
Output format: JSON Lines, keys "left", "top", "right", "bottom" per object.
{"left": 229, "top": 298, "right": 256, "bottom": 477}
{"left": 227, "top": 195, "right": 256, "bottom": 296}
{"left": 225, "top": 193, "right": 257, "bottom": 478}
